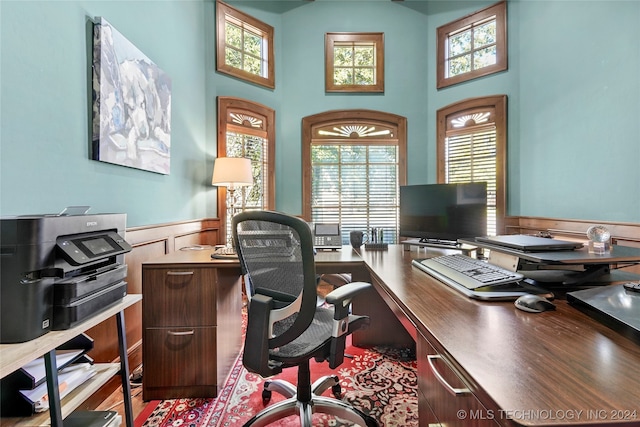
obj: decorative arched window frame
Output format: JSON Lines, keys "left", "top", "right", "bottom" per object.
{"left": 437, "top": 95, "right": 507, "bottom": 235}
{"left": 217, "top": 97, "right": 275, "bottom": 240}
{"left": 302, "top": 110, "right": 406, "bottom": 243}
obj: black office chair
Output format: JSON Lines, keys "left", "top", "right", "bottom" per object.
{"left": 232, "top": 210, "right": 378, "bottom": 427}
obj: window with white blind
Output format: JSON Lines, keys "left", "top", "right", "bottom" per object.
{"left": 437, "top": 96, "right": 507, "bottom": 235}
{"left": 311, "top": 145, "right": 398, "bottom": 243}
{"left": 445, "top": 128, "right": 498, "bottom": 236}
{"left": 217, "top": 97, "right": 275, "bottom": 241}
{"left": 302, "top": 110, "right": 407, "bottom": 244}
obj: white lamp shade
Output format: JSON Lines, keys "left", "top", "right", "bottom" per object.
{"left": 211, "top": 157, "right": 253, "bottom": 188}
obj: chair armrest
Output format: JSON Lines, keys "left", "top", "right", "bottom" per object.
{"left": 324, "top": 282, "right": 371, "bottom": 369}
{"left": 324, "top": 281, "right": 370, "bottom": 305}
{"left": 325, "top": 281, "right": 371, "bottom": 319}
{"left": 243, "top": 293, "right": 283, "bottom": 377}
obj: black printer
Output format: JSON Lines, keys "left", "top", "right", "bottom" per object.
{"left": 0, "top": 212, "right": 131, "bottom": 343}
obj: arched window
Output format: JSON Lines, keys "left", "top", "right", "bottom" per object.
{"left": 302, "top": 110, "right": 407, "bottom": 244}
{"left": 217, "top": 97, "right": 275, "bottom": 240}
{"left": 437, "top": 95, "right": 507, "bottom": 235}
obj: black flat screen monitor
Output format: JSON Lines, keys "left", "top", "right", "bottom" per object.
{"left": 399, "top": 182, "right": 487, "bottom": 244}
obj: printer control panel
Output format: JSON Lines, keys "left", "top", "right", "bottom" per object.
{"left": 57, "top": 230, "right": 132, "bottom": 265}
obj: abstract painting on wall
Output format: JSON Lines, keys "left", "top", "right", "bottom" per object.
{"left": 92, "top": 17, "right": 171, "bottom": 174}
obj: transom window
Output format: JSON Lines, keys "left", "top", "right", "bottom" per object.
{"left": 302, "top": 110, "right": 406, "bottom": 244}
{"left": 216, "top": 1, "right": 275, "bottom": 89}
{"left": 437, "top": 96, "right": 507, "bottom": 235}
{"left": 217, "top": 97, "right": 275, "bottom": 241}
{"left": 437, "top": 1, "right": 507, "bottom": 89}
{"left": 325, "top": 33, "right": 384, "bottom": 93}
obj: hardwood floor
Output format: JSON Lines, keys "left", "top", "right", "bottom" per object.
{"left": 95, "top": 366, "right": 147, "bottom": 423}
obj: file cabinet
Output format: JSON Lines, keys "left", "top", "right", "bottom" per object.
{"left": 142, "top": 252, "right": 242, "bottom": 401}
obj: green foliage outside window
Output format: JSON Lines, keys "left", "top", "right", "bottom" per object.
{"left": 226, "top": 132, "right": 265, "bottom": 208}
{"left": 447, "top": 19, "right": 497, "bottom": 78}
{"left": 224, "top": 22, "right": 264, "bottom": 76}
{"left": 333, "top": 44, "right": 376, "bottom": 86}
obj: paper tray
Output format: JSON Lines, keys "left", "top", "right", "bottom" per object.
{"left": 54, "top": 264, "right": 127, "bottom": 305}
{"left": 52, "top": 281, "right": 127, "bottom": 330}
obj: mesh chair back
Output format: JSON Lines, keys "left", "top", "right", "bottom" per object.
{"left": 233, "top": 210, "right": 318, "bottom": 349}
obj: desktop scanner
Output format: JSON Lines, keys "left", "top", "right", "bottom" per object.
{"left": 514, "top": 294, "right": 556, "bottom": 313}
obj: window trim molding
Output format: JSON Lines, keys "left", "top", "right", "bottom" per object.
{"left": 436, "top": 1, "right": 507, "bottom": 89}
{"left": 325, "top": 32, "right": 385, "bottom": 93}
{"left": 216, "top": 1, "right": 275, "bottom": 89}
{"left": 301, "top": 109, "right": 407, "bottom": 221}
{"left": 217, "top": 96, "right": 276, "bottom": 234}
{"left": 436, "top": 95, "right": 507, "bottom": 234}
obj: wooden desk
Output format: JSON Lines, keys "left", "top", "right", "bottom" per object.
{"left": 139, "top": 247, "right": 410, "bottom": 401}
{"left": 357, "top": 245, "right": 640, "bottom": 427}
{"left": 140, "top": 246, "right": 640, "bottom": 426}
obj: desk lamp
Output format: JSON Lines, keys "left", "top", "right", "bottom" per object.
{"left": 211, "top": 157, "right": 253, "bottom": 249}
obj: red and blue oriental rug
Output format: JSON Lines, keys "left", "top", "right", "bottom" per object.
{"left": 136, "top": 342, "right": 417, "bottom": 427}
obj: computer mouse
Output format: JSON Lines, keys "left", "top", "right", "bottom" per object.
{"left": 514, "top": 294, "right": 556, "bottom": 313}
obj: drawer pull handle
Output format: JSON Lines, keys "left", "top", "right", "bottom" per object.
{"left": 167, "top": 330, "right": 195, "bottom": 336}
{"left": 166, "top": 271, "right": 194, "bottom": 276}
{"left": 427, "top": 354, "right": 471, "bottom": 396}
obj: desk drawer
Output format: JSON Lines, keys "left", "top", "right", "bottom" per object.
{"left": 418, "top": 333, "right": 500, "bottom": 427}
{"left": 143, "top": 266, "right": 217, "bottom": 327}
{"left": 143, "top": 326, "right": 217, "bottom": 392}
{"left": 418, "top": 387, "right": 442, "bottom": 426}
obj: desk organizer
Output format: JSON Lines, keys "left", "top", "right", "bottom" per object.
{"left": 364, "top": 243, "right": 388, "bottom": 250}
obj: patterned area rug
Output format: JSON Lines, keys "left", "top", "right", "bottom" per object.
{"left": 137, "top": 343, "right": 418, "bottom": 427}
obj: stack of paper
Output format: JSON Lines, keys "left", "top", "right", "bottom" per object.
{"left": 18, "top": 349, "right": 86, "bottom": 386}
{"left": 19, "top": 363, "right": 97, "bottom": 412}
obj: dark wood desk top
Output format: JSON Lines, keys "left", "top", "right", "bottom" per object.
{"left": 142, "top": 247, "right": 365, "bottom": 268}
{"left": 358, "top": 245, "right": 640, "bottom": 426}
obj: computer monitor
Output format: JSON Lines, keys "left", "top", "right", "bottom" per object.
{"left": 399, "top": 182, "right": 487, "bottom": 244}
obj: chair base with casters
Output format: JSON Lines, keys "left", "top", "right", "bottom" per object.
{"left": 243, "top": 359, "right": 378, "bottom": 427}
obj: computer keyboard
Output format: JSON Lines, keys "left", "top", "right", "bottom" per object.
{"left": 210, "top": 246, "right": 238, "bottom": 259}
{"left": 412, "top": 254, "right": 524, "bottom": 290}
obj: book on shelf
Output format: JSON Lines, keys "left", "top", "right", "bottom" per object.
{"left": 64, "top": 410, "right": 121, "bottom": 427}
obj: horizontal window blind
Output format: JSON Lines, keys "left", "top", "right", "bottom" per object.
{"left": 225, "top": 132, "right": 268, "bottom": 240}
{"left": 226, "top": 131, "right": 268, "bottom": 211}
{"left": 445, "top": 128, "right": 497, "bottom": 235}
{"left": 311, "top": 144, "right": 399, "bottom": 244}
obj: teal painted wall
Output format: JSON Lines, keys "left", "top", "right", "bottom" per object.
{"left": 1, "top": 0, "right": 638, "bottom": 228}
{"left": 513, "top": 1, "right": 640, "bottom": 222}
{"left": 0, "top": 0, "right": 211, "bottom": 226}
